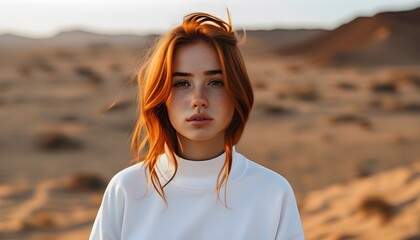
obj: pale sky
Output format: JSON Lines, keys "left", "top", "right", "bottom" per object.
{"left": 0, "top": 0, "right": 419, "bottom": 38}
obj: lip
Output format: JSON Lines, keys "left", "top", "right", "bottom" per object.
{"left": 187, "top": 113, "right": 213, "bottom": 127}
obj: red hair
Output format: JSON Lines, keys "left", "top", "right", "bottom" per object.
{"left": 131, "top": 12, "right": 254, "bottom": 202}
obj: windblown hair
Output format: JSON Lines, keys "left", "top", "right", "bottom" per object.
{"left": 131, "top": 12, "right": 254, "bottom": 202}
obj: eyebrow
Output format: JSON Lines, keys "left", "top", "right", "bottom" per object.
{"left": 172, "top": 69, "right": 222, "bottom": 77}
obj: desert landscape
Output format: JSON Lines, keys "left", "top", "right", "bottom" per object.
{"left": 0, "top": 7, "right": 419, "bottom": 240}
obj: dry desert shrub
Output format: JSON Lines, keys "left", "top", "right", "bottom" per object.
{"left": 109, "top": 63, "right": 123, "bottom": 72}
{"left": 368, "top": 98, "right": 420, "bottom": 113}
{"left": 59, "top": 114, "right": 79, "bottom": 122}
{"left": 17, "top": 61, "right": 55, "bottom": 76}
{"left": 289, "top": 83, "right": 319, "bottom": 101}
{"left": 336, "top": 234, "right": 358, "bottom": 240}
{"left": 367, "top": 98, "right": 381, "bottom": 109}
{"left": 253, "top": 80, "right": 267, "bottom": 90}
{"left": 36, "top": 61, "right": 55, "bottom": 74}
{"left": 55, "top": 49, "right": 76, "bottom": 61}
{"left": 358, "top": 196, "right": 394, "bottom": 224}
{"left": 17, "top": 65, "right": 32, "bottom": 77}
{"left": 336, "top": 82, "right": 358, "bottom": 91}
{"left": 74, "top": 66, "right": 95, "bottom": 77}
{"left": 19, "top": 212, "right": 56, "bottom": 231}
{"left": 323, "top": 215, "right": 340, "bottom": 224}
{"left": 276, "top": 92, "right": 288, "bottom": 100}
{"left": 368, "top": 98, "right": 397, "bottom": 111}
{"left": 328, "top": 114, "right": 372, "bottom": 129}
{"left": 404, "top": 233, "right": 420, "bottom": 240}
{"left": 74, "top": 66, "right": 103, "bottom": 85}
{"left": 397, "top": 103, "right": 420, "bottom": 113}
{"left": 66, "top": 173, "right": 106, "bottom": 192}
{"left": 381, "top": 101, "right": 420, "bottom": 113}
{"left": 261, "top": 104, "right": 294, "bottom": 116}
{"left": 369, "top": 81, "right": 398, "bottom": 94}
{"left": 393, "top": 135, "right": 409, "bottom": 145}
{"left": 35, "top": 131, "right": 83, "bottom": 151}
{"left": 356, "top": 159, "right": 378, "bottom": 178}
{"left": 30, "top": 57, "right": 55, "bottom": 74}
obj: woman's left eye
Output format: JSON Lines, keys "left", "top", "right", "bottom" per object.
{"left": 173, "top": 80, "right": 190, "bottom": 87}
{"left": 208, "top": 80, "right": 224, "bottom": 86}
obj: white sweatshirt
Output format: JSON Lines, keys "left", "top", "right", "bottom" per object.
{"left": 90, "top": 148, "right": 304, "bottom": 240}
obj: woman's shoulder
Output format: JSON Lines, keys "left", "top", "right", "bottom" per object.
{"left": 106, "top": 162, "right": 147, "bottom": 192}
{"left": 236, "top": 152, "right": 294, "bottom": 192}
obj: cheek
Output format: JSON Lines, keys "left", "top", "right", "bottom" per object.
{"left": 165, "top": 94, "right": 183, "bottom": 119}
{"left": 219, "top": 93, "right": 235, "bottom": 117}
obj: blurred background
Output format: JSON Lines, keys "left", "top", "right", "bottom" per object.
{"left": 1, "top": 0, "right": 419, "bottom": 239}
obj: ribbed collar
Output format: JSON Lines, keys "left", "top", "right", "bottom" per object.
{"left": 156, "top": 147, "right": 247, "bottom": 189}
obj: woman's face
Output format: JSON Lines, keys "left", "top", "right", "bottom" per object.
{"left": 166, "top": 40, "right": 234, "bottom": 150}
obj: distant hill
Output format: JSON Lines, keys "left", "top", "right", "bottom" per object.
{"left": 0, "top": 28, "right": 325, "bottom": 52}
{"left": 242, "top": 29, "right": 327, "bottom": 53}
{"left": 279, "top": 7, "right": 420, "bottom": 67}
{"left": 0, "top": 30, "right": 152, "bottom": 49}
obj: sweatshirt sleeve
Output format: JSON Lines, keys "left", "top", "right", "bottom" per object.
{"left": 89, "top": 176, "right": 126, "bottom": 240}
{"left": 275, "top": 183, "right": 305, "bottom": 240}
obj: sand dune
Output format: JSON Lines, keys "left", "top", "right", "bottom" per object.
{"left": 279, "top": 7, "right": 420, "bottom": 67}
{"left": 0, "top": 175, "right": 103, "bottom": 240}
{"left": 301, "top": 162, "right": 420, "bottom": 240}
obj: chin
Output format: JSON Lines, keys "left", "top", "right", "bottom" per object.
{"left": 183, "top": 133, "right": 223, "bottom": 143}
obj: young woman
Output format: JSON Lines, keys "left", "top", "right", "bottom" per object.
{"left": 90, "top": 12, "right": 304, "bottom": 240}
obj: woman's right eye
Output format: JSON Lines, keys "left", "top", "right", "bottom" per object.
{"left": 173, "top": 80, "right": 190, "bottom": 87}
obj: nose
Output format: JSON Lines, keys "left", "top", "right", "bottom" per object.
{"left": 191, "top": 86, "right": 208, "bottom": 110}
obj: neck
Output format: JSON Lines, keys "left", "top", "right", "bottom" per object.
{"left": 176, "top": 136, "right": 225, "bottom": 161}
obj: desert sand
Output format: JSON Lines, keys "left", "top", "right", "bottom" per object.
{"left": 0, "top": 7, "right": 419, "bottom": 240}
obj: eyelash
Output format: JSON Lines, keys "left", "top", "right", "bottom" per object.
{"left": 173, "top": 80, "right": 190, "bottom": 87}
{"left": 209, "top": 79, "right": 224, "bottom": 86}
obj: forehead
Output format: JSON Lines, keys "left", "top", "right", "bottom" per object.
{"left": 172, "top": 40, "right": 221, "bottom": 73}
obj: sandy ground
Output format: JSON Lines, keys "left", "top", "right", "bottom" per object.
{"left": 0, "top": 28, "right": 419, "bottom": 239}
{"left": 1, "top": 162, "right": 418, "bottom": 239}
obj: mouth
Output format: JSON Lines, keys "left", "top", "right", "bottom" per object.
{"left": 187, "top": 114, "right": 213, "bottom": 127}
{"left": 187, "top": 113, "right": 213, "bottom": 122}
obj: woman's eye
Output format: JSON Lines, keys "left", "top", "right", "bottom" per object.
{"left": 173, "top": 81, "right": 190, "bottom": 87}
{"left": 209, "top": 80, "right": 224, "bottom": 86}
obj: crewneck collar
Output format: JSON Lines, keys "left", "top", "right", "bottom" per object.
{"left": 156, "top": 147, "right": 246, "bottom": 189}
